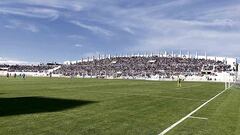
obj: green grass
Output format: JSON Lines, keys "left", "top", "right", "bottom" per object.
{"left": 168, "top": 86, "right": 240, "bottom": 135}
{"left": 0, "top": 77, "right": 238, "bottom": 135}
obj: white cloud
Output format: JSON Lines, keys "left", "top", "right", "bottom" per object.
{"left": 4, "top": 20, "right": 39, "bottom": 33}
{"left": 67, "top": 35, "right": 85, "bottom": 40}
{"left": 0, "top": 0, "right": 240, "bottom": 60}
{"left": 24, "top": 24, "right": 39, "bottom": 33}
{"left": 70, "top": 20, "right": 113, "bottom": 36}
{"left": 199, "top": 5, "right": 240, "bottom": 21}
{"left": 4, "top": 25, "right": 15, "bottom": 29}
{"left": 0, "top": 60, "right": 28, "bottom": 65}
{"left": 175, "top": 19, "right": 238, "bottom": 28}
{"left": 74, "top": 44, "right": 83, "bottom": 48}
{"left": 159, "top": 0, "right": 194, "bottom": 8}
{"left": 130, "top": 29, "right": 240, "bottom": 57}
{"left": 91, "top": 2, "right": 240, "bottom": 57}
{"left": 0, "top": 7, "right": 59, "bottom": 20}
{"left": 123, "top": 27, "right": 135, "bottom": 34}
{"left": 0, "top": 0, "right": 86, "bottom": 12}
{"left": 0, "top": 57, "right": 37, "bottom": 65}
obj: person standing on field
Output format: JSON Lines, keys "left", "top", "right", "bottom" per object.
{"left": 22, "top": 73, "right": 26, "bottom": 79}
{"left": 177, "top": 77, "right": 182, "bottom": 87}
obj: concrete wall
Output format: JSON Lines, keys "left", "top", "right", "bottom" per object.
{"left": 0, "top": 71, "right": 236, "bottom": 83}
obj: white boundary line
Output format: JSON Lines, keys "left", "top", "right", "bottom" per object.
{"left": 158, "top": 87, "right": 230, "bottom": 135}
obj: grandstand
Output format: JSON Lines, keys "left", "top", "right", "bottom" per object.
{"left": 59, "top": 51, "right": 237, "bottom": 83}
{"left": 0, "top": 51, "right": 238, "bottom": 83}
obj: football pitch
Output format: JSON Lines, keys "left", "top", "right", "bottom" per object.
{"left": 0, "top": 77, "right": 239, "bottom": 135}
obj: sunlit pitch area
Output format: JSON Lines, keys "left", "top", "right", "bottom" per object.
{"left": 0, "top": 77, "right": 239, "bottom": 135}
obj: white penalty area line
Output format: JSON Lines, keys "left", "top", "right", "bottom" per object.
{"left": 189, "top": 116, "right": 208, "bottom": 120}
{"left": 158, "top": 87, "right": 230, "bottom": 135}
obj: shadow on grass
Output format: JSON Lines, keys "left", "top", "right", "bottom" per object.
{"left": 0, "top": 97, "right": 97, "bottom": 117}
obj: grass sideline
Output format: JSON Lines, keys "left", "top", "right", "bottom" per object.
{"left": 0, "top": 77, "right": 238, "bottom": 135}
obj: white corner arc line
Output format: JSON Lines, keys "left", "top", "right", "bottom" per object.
{"left": 158, "top": 87, "right": 230, "bottom": 135}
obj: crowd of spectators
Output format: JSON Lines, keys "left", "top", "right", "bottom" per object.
{"left": 53, "top": 56, "right": 233, "bottom": 78}
{"left": 0, "top": 57, "right": 233, "bottom": 78}
{"left": 0, "top": 63, "right": 60, "bottom": 73}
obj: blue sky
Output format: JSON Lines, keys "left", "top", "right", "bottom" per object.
{"left": 0, "top": 0, "right": 239, "bottom": 64}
